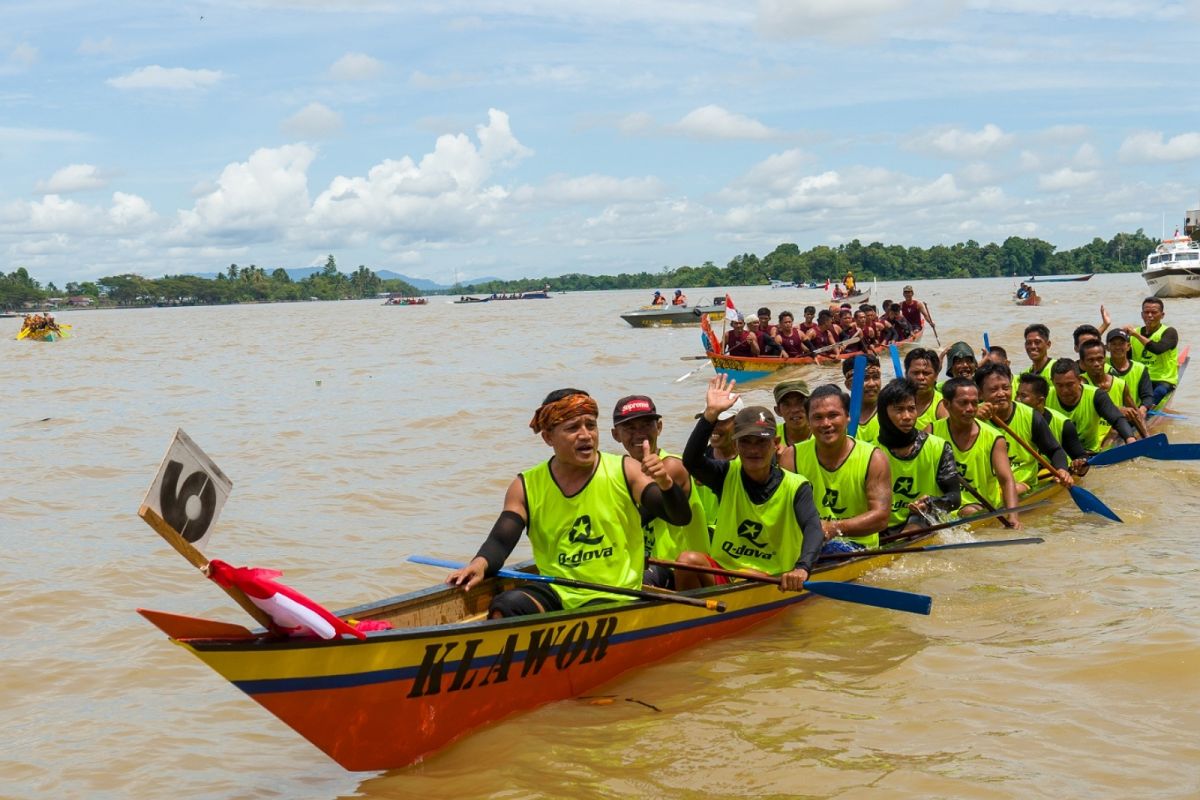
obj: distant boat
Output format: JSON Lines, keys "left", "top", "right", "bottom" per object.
{"left": 383, "top": 296, "right": 428, "bottom": 306}
{"left": 1143, "top": 221, "right": 1200, "bottom": 298}
{"left": 452, "top": 296, "right": 490, "bottom": 304}
{"left": 620, "top": 298, "right": 727, "bottom": 328}
{"left": 1026, "top": 273, "right": 1094, "bottom": 283}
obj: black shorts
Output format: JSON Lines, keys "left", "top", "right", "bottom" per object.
{"left": 488, "top": 582, "right": 563, "bottom": 617}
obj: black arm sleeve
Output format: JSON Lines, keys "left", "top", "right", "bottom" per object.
{"left": 1143, "top": 326, "right": 1178, "bottom": 354}
{"left": 1136, "top": 369, "right": 1155, "bottom": 408}
{"left": 932, "top": 441, "right": 962, "bottom": 510}
{"left": 639, "top": 481, "right": 691, "bottom": 526}
{"left": 1060, "top": 419, "right": 1087, "bottom": 459}
{"left": 1094, "top": 391, "right": 1136, "bottom": 440}
{"left": 682, "top": 416, "right": 730, "bottom": 498}
{"left": 473, "top": 509, "right": 526, "bottom": 575}
{"left": 791, "top": 482, "right": 825, "bottom": 573}
{"left": 1030, "top": 411, "right": 1069, "bottom": 471}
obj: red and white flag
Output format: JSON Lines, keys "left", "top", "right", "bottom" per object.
{"left": 206, "top": 559, "right": 366, "bottom": 640}
{"left": 724, "top": 293, "right": 743, "bottom": 323}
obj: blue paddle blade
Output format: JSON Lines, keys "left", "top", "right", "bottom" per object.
{"left": 408, "top": 554, "right": 552, "bottom": 583}
{"left": 983, "top": 332, "right": 991, "bottom": 353}
{"left": 1144, "top": 443, "right": 1200, "bottom": 461}
{"left": 1087, "top": 433, "right": 1167, "bottom": 466}
{"left": 803, "top": 580, "right": 932, "bottom": 615}
{"left": 1148, "top": 409, "right": 1187, "bottom": 420}
{"left": 1069, "top": 486, "right": 1121, "bottom": 522}
{"left": 889, "top": 344, "right": 902, "bottom": 379}
{"left": 848, "top": 355, "right": 865, "bottom": 437}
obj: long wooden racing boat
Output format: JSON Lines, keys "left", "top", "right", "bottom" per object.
{"left": 140, "top": 536, "right": 939, "bottom": 772}
{"left": 17, "top": 323, "right": 72, "bottom": 341}
{"left": 707, "top": 327, "right": 924, "bottom": 384}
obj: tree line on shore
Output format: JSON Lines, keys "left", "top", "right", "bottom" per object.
{"left": 459, "top": 230, "right": 1164, "bottom": 294}
{"left": 0, "top": 229, "right": 1175, "bottom": 309}
{"left": 0, "top": 256, "right": 420, "bottom": 309}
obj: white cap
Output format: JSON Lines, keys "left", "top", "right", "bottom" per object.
{"left": 716, "top": 396, "right": 745, "bottom": 421}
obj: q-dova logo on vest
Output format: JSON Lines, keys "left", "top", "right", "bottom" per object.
{"left": 956, "top": 461, "right": 969, "bottom": 478}
{"left": 892, "top": 476, "right": 918, "bottom": 499}
{"left": 559, "top": 515, "right": 614, "bottom": 567}
{"left": 822, "top": 487, "right": 847, "bottom": 514}
{"left": 720, "top": 519, "right": 776, "bottom": 562}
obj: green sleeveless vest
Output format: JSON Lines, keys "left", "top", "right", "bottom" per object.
{"left": 884, "top": 433, "right": 951, "bottom": 528}
{"left": 1022, "top": 360, "right": 1054, "bottom": 383}
{"left": 793, "top": 438, "right": 880, "bottom": 548}
{"left": 1131, "top": 326, "right": 1179, "bottom": 386}
{"left": 915, "top": 395, "right": 941, "bottom": 432}
{"left": 855, "top": 410, "right": 880, "bottom": 444}
{"left": 642, "top": 450, "right": 713, "bottom": 560}
{"left": 521, "top": 452, "right": 643, "bottom": 609}
{"left": 1081, "top": 375, "right": 1126, "bottom": 441}
{"left": 1108, "top": 358, "right": 1148, "bottom": 403}
{"left": 982, "top": 402, "right": 1037, "bottom": 487}
{"left": 711, "top": 463, "right": 809, "bottom": 575}
{"left": 1047, "top": 383, "right": 1102, "bottom": 450}
{"left": 933, "top": 418, "right": 1004, "bottom": 509}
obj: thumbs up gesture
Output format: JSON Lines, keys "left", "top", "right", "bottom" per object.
{"left": 639, "top": 439, "right": 673, "bottom": 490}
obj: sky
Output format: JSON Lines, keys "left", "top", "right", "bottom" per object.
{"left": 2, "top": 1, "right": 1199, "bottom": 288}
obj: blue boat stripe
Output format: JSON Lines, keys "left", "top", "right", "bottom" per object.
{"left": 234, "top": 592, "right": 812, "bottom": 696}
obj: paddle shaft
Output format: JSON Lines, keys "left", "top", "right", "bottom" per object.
{"left": 408, "top": 555, "right": 725, "bottom": 612}
{"left": 988, "top": 413, "right": 1059, "bottom": 479}
{"left": 956, "top": 474, "right": 1014, "bottom": 529}
{"left": 816, "top": 536, "right": 1044, "bottom": 561}
{"left": 877, "top": 500, "right": 1049, "bottom": 545}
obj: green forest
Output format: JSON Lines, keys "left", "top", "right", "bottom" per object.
{"left": 0, "top": 229, "right": 1181, "bottom": 309}
{"left": 461, "top": 230, "right": 1168, "bottom": 294}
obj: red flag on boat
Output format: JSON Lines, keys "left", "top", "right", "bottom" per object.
{"left": 206, "top": 559, "right": 366, "bottom": 639}
{"left": 724, "top": 294, "right": 743, "bottom": 323}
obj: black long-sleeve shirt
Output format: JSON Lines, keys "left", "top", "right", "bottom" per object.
{"left": 1022, "top": 408, "right": 1070, "bottom": 471}
{"left": 1139, "top": 325, "right": 1178, "bottom": 354}
{"left": 1112, "top": 363, "right": 1155, "bottom": 408}
{"left": 683, "top": 416, "right": 824, "bottom": 573}
{"left": 1038, "top": 409, "right": 1087, "bottom": 459}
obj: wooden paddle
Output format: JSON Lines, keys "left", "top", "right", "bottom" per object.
{"left": 816, "top": 535, "right": 1044, "bottom": 561}
{"left": 955, "top": 474, "right": 1015, "bottom": 529}
{"left": 647, "top": 558, "right": 931, "bottom": 615}
{"left": 987, "top": 414, "right": 1122, "bottom": 522}
{"left": 877, "top": 499, "right": 1051, "bottom": 545}
{"left": 408, "top": 555, "right": 726, "bottom": 612}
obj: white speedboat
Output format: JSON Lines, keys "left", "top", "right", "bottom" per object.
{"left": 1143, "top": 219, "right": 1200, "bottom": 298}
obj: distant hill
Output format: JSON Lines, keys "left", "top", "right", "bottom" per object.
{"left": 184, "top": 267, "right": 500, "bottom": 291}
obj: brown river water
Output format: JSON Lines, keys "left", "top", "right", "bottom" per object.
{"left": 3, "top": 275, "right": 1199, "bottom": 799}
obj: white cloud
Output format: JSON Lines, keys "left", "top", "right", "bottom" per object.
{"left": 329, "top": 52, "right": 384, "bottom": 81}
{"left": 969, "top": 0, "right": 1186, "bottom": 20}
{"left": 107, "top": 65, "right": 225, "bottom": 90}
{"left": 514, "top": 174, "right": 666, "bottom": 204}
{"left": 668, "top": 105, "right": 778, "bottom": 140}
{"left": 109, "top": 192, "right": 157, "bottom": 228}
{"left": 1072, "top": 142, "right": 1101, "bottom": 168}
{"left": 1038, "top": 167, "right": 1098, "bottom": 191}
{"left": 36, "top": 164, "right": 109, "bottom": 194}
{"left": 1118, "top": 130, "right": 1200, "bottom": 163}
{"left": 175, "top": 144, "right": 316, "bottom": 240}
{"left": 0, "top": 194, "right": 100, "bottom": 234}
{"left": 307, "top": 108, "right": 531, "bottom": 241}
{"left": 908, "top": 123, "right": 1014, "bottom": 159}
{"left": 616, "top": 112, "right": 656, "bottom": 136}
{"left": 282, "top": 102, "right": 343, "bottom": 138}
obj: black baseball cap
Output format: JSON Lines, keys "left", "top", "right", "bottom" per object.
{"left": 612, "top": 395, "right": 660, "bottom": 425}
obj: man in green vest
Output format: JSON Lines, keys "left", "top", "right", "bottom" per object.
{"left": 447, "top": 388, "right": 692, "bottom": 617}
{"left": 904, "top": 347, "right": 946, "bottom": 431}
{"left": 790, "top": 384, "right": 892, "bottom": 549}
{"left": 1047, "top": 359, "right": 1138, "bottom": 451}
{"left": 678, "top": 374, "right": 824, "bottom": 591}
{"left": 975, "top": 362, "right": 1073, "bottom": 493}
{"left": 772, "top": 379, "right": 811, "bottom": 448}
{"left": 841, "top": 354, "right": 883, "bottom": 443}
{"left": 1016, "top": 373, "right": 1089, "bottom": 474}
{"left": 1105, "top": 329, "right": 1155, "bottom": 413}
{"left": 1022, "top": 323, "right": 1056, "bottom": 383}
{"left": 933, "top": 378, "right": 1022, "bottom": 528}
{"left": 1078, "top": 339, "right": 1143, "bottom": 438}
{"left": 1122, "top": 297, "right": 1180, "bottom": 406}
{"left": 609, "top": 394, "right": 711, "bottom": 589}
{"left": 943, "top": 341, "right": 978, "bottom": 380}
{"left": 876, "top": 378, "right": 961, "bottom": 534}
